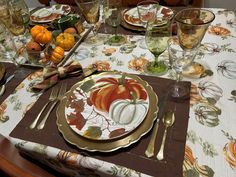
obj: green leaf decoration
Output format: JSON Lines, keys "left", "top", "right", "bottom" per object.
{"left": 83, "top": 126, "right": 102, "bottom": 139}
{"left": 196, "top": 164, "right": 215, "bottom": 177}
{"left": 201, "top": 70, "right": 213, "bottom": 78}
{"left": 231, "top": 90, "right": 236, "bottom": 96}
{"left": 109, "top": 128, "right": 126, "bottom": 138}
{"left": 185, "top": 169, "right": 199, "bottom": 177}
{"left": 80, "top": 79, "right": 95, "bottom": 93}
{"left": 206, "top": 97, "right": 217, "bottom": 105}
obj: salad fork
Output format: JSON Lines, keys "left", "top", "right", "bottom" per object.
{"left": 29, "top": 86, "right": 59, "bottom": 129}
{"left": 37, "top": 83, "right": 67, "bottom": 130}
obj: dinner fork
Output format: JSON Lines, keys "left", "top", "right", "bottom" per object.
{"left": 37, "top": 83, "right": 67, "bottom": 130}
{"left": 29, "top": 86, "right": 59, "bottom": 129}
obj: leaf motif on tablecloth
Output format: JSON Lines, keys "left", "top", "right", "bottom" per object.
{"left": 228, "top": 90, "right": 236, "bottom": 102}
{"left": 187, "top": 130, "right": 218, "bottom": 157}
{"left": 88, "top": 60, "right": 111, "bottom": 71}
{"left": 83, "top": 126, "right": 102, "bottom": 139}
{"left": 102, "top": 47, "right": 116, "bottom": 56}
{"left": 128, "top": 55, "right": 149, "bottom": 72}
{"left": 208, "top": 26, "right": 231, "bottom": 37}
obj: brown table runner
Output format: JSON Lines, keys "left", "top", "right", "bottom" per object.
{"left": 10, "top": 74, "right": 190, "bottom": 177}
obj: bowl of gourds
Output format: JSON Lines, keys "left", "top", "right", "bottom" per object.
{"left": 25, "top": 22, "right": 82, "bottom": 66}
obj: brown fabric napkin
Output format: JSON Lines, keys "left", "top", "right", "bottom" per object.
{"left": 10, "top": 74, "right": 190, "bottom": 177}
{"left": 32, "top": 60, "right": 83, "bottom": 91}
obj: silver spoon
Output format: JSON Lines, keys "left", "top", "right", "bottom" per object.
{"left": 0, "top": 74, "right": 15, "bottom": 96}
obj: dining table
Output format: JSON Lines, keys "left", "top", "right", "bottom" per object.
{"left": 0, "top": 3, "right": 236, "bottom": 177}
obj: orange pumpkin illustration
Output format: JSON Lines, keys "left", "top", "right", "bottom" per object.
{"left": 223, "top": 141, "right": 236, "bottom": 169}
{"left": 90, "top": 76, "right": 147, "bottom": 112}
{"left": 183, "top": 145, "right": 196, "bottom": 171}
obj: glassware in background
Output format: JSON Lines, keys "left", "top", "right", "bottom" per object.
{"left": 75, "top": 0, "right": 100, "bottom": 43}
{"left": 103, "top": 0, "right": 125, "bottom": 45}
{"left": 168, "top": 36, "right": 198, "bottom": 98}
{"left": 175, "top": 8, "right": 215, "bottom": 64}
{"left": 144, "top": 19, "right": 172, "bottom": 76}
{"left": 8, "top": 0, "right": 30, "bottom": 29}
{"left": 0, "top": 0, "right": 25, "bottom": 36}
{"left": 137, "top": 0, "right": 159, "bottom": 28}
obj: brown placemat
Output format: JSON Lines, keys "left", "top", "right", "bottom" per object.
{"left": 0, "top": 62, "right": 35, "bottom": 104}
{"left": 10, "top": 74, "right": 190, "bottom": 177}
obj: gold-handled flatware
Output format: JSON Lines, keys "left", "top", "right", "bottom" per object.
{"left": 156, "top": 111, "right": 175, "bottom": 160}
{"left": 37, "top": 83, "right": 67, "bottom": 130}
{"left": 29, "top": 86, "right": 59, "bottom": 129}
{"left": 145, "top": 119, "right": 160, "bottom": 157}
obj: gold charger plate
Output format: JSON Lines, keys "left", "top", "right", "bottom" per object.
{"left": 0, "top": 63, "right": 5, "bottom": 81}
{"left": 56, "top": 72, "right": 159, "bottom": 152}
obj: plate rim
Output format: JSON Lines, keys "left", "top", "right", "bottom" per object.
{"left": 56, "top": 71, "right": 159, "bottom": 152}
{"left": 30, "top": 4, "right": 71, "bottom": 23}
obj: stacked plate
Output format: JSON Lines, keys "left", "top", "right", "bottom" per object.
{"left": 121, "top": 5, "right": 174, "bottom": 31}
{"left": 56, "top": 72, "right": 159, "bottom": 152}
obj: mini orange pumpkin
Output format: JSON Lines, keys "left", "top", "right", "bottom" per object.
{"left": 26, "top": 41, "right": 42, "bottom": 51}
{"left": 64, "top": 27, "right": 77, "bottom": 34}
{"left": 31, "top": 25, "right": 52, "bottom": 44}
{"left": 55, "top": 33, "right": 75, "bottom": 51}
{"left": 51, "top": 46, "right": 64, "bottom": 64}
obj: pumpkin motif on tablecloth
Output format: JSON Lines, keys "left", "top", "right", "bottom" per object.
{"left": 194, "top": 102, "right": 221, "bottom": 127}
{"left": 198, "top": 81, "right": 223, "bottom": 101}
{"left": 217, "top": 60, "right": 236, "bottom": 79}
{"left": 223, "top": 141, "right": 236, "bottom": 169}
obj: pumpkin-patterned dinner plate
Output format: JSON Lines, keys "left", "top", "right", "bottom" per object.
{"left": 57, "top": 72, "right": 158, "bottom": 152}
{"left": 30, "top": 4, "right": 71, "bottom": 23}
{"left": 64, "top": 72, "right": 152, "bottom": 140}
{"left": 123, "top": 5, "right": 174, "bottom": 27}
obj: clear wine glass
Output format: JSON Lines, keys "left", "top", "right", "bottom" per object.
{"left": 75, "top": 0, "right": 100, "bottom": 43}
{"left": 0, "top": 0, "right": 25, "bottom": 36}
{"left": 103, "top": 0, "right": 125, "bottom": 46}
{"left": 144, "top": 19, "right": 172, "bottom": 76}
{"left": 168, "top": 36, "right": 198, "bottom": 98}
{"left": 137, "top": 0, "right": 159, "bottom": 28}
{"left": 137, "top": 0, "right": 159, "bottom": 48}
{"left": 175, "top": 8, "right": 215, "bottom": 65}
{"left": 9, "top": 0, "right": 30, "bottom": 30}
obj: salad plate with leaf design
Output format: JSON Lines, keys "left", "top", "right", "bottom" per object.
{"left": 64, "top": 72, "right": 152, "bottom": 140}
{"left": 57, "top": 72, "right": 158, "bottom": 152}
{"left": 123, "top": 5, "right": 174, "bottom": 27}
